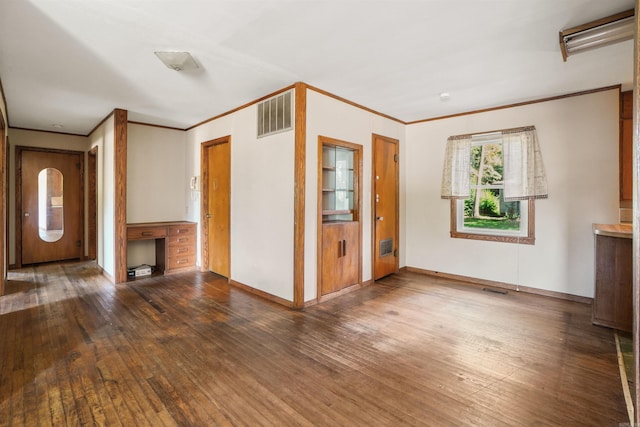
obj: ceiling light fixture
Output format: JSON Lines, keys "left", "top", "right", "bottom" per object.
{"left": 559, "top": 9, "right": 634, "bottom": 61}
{"left": 154, "top": 51, "right": 199, "bottom": 71}
{"left": 439, "top": 92, "right": 451, "bottom": 101}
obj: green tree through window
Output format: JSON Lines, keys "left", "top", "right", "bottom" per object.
{"left": 450, "top": 135, "right": 534, "bottom": 245}
{"left": 464, "top": 141, "right": 521, "bottom": 231}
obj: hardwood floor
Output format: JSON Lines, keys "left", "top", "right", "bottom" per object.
{"left": 0, "top": 262, "right": 628, "bottom": 426}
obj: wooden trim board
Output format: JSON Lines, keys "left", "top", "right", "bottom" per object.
{"left": 403, "top": 266, "right": 593, "bottom": 304}
{"left": 230, "top": 279, "right": 294, "bottom": 309}
{"left": 293, "top": 82, "right": 307, "bottom": 309}
{"left": 632, "top": 2, "right": 640, "bottom": 423}
{"left": 114, "top": 109, "right": 128, "bottom": 283}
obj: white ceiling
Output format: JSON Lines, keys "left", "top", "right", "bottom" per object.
{"left": 0, "top": 0, "right": 635, "bottom": 135}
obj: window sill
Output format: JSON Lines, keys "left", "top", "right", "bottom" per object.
{"left": 450, "top": 230, "right": 534, "bottom": 245}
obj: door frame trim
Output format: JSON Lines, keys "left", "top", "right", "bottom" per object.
{"left": 15, "top": 146, "right": 85, "bottom": 268}
{"left": 371, "top": 134, "right": 400, "bottom": 281}
{"left": 0, "top": 115, "right": 5, "bottom": 295}
{"left": 87, "top": 146, "right": 98, "bottom": 260}
{"left": 200, "top": 135, "right": 231, "bottom": 281}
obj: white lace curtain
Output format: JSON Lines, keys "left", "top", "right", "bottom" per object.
{"left": 440, "top": 126, "right": 548, "bottom": 200}
{"left": 440, "top": 135, "right": 472, "bottom": 199}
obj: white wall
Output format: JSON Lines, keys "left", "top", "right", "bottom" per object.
{"left": 185, "top": 97, "right": 295, "bottom": 301}
{"left": 305, "top": 89, "right": 406, "bottom": 302}
{"left": 404, "top": 89, "right": 619, "bottom": 298}
{"left": 1, "top": 85, "right": 620, "bottom": 300}
{"left": 127, "top": 123, "right": 187, "bottom": 266}
{"left": 7, "top": 128, "right": 89, "bottom": 265}
{"left": 89, "top": 115, "right": 115, "bottom": 276}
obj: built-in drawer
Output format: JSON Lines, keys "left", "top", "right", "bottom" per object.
{"left": 167, "top": 255, "right": 196, "bottom": 270}
{"left": 127, "top": 226, "right": 167, "bottom": 240}
{"left": 167, "top": 234, "right": 195, "bottom": 247}
{"left": 167, "top": 244, "right": 195, "bottom": 258}
{"left": 168, "top": 224, "right": 196, "bottom": 237}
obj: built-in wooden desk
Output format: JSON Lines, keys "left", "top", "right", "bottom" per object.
{"left": 127, "top": 221, "right": 197, "bottom": 276}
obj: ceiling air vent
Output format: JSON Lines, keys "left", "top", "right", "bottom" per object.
{"left": 257, "top": 90, "right": 293, "bottom": 138}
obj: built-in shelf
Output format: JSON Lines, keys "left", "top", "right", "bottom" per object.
{"left": 322, "top": 209, "right": 353, "bottom": 216}
{"left": 318, "top": 137, "right": 363, "bottom": 299}
{"left": 322, "top": 145, "right": 355, "bottom": 223}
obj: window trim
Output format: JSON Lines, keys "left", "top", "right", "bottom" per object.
{"left": 450, "top": 199, "right": 535, "bottom": 245}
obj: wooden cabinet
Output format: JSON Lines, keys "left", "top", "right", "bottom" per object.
{"left": 620, "top": 91, "right": 633, "bottom": 205}
{"left": 592, "top": 225, "right": 632, "bottom": 332}
{"left": 318, "top": 138, "right": 362, "bottom": 299}
{"left": 127, "top": 221, "right": 197, "bottom": 277}
{"left": 166, "top": 224, "right": 197, "bottom": 272}
{"left": 321, "top": 221, "right": 359, "bottom": 295}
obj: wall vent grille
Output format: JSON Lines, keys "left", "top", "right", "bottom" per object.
{"left": 380, "top": 239, "right": 393, "bottom": 257}
{"left": 257, "top": 90, "right": 293, "bottom": 138}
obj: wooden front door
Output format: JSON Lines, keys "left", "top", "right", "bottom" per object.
{"left": 19, "top": 148, "right": 83, "bottom": 265}
{"left": 373, "top": 135, "right": 399, "bottom": 280}
{"left": 203, "top": 138, "right": 230, "bottom": 278}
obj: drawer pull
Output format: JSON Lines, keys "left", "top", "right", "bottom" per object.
{"left": 176, "top": 259, "right": 187, "bottom": 265}
{"left": 177, "top": 248, "right": 188, "bottom": 253}
{"left": 141, "top": 231, "right": 153, "bottom": 237}
{"left": 178, "top": 238, "right": 187, "bottom": 243}
{"left": 177, "top": 229, "right": 188, "bottom": 234}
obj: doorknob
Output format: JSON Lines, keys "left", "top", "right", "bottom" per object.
{"left": 206, "top": 214, "right": 212, "bottom": 219}
{"left": 24, "top": 212, "right": 30, "bottom": 217}
{"left": 376, "top": 216, "right": 384, "bottom": 221}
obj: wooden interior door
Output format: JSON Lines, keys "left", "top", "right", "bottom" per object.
{"left": 19, "top": 148, "right": 83, "bottom": 265}
{"left": 204, "top": 139, "right": 230, "bottom": 277}
{"left": 373, "top": 135, "right": 399, "bottom": 280}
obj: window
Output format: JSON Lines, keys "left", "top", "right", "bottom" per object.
{"left": 451, "top": 135, "right": 534, "bottom": 244}
{"left": 441, "top": 126, "right": 547, "bottom": 245}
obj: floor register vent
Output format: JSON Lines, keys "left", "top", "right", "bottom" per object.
{"left": 257, "top": 90, "right": 293, "bottom": 138}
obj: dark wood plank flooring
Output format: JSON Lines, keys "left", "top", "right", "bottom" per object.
{"left": 0, "top": 262, "right": 628, "bottom": 426}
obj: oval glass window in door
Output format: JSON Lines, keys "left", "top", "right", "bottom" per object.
{"left": 38, "top": 168, "right": 64, "bottom": 242}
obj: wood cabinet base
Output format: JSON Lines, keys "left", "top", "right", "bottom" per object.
{"left": 592, "top": 233, "right": 632, "bottom": 332}
{"left": 320, "top": 221, "right": 360, "bottom": 296}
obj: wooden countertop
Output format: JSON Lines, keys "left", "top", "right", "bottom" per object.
{"left": 127, "top": 221, "right": 196, "bottom": 228}
{"left": 593, "top": 223, "right": 632, "bottom": 239}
